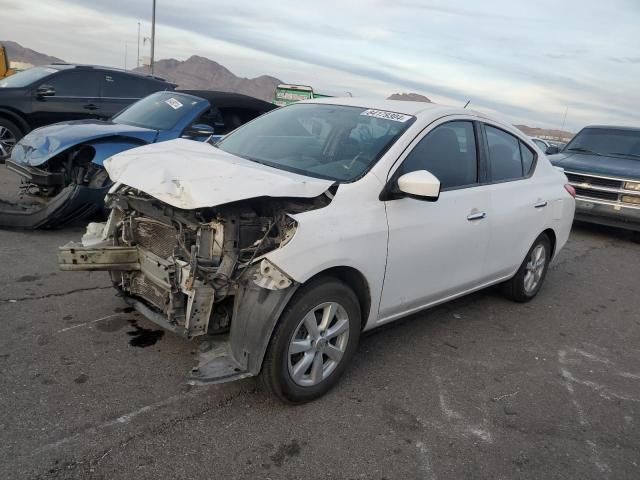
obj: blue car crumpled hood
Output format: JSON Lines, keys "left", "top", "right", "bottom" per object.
{"left": 550, "top": 152, "right": 640, "bottom": 181}
{"left": 10, "top": 120, "right": 158, "bottom": 167}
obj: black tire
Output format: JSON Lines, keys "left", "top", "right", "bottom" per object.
{"left": 503, "top": 233, "right": 551, "bottom": 303}
{"left": 632, "top": 231, "right": 640, "bottom": 244}
{"left": 260, "top": 276, "right": 361, "bottom": 403}
{"left": 0, "top": 117, "right": 24, "bottom": 162}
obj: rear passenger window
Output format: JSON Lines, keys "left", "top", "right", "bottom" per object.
{"left": 399, "top": 121, "right": 478, "bottom": 189}
{"left": 486, "top": 126, "right": 531, "bottom": 182}
{"left": 101, "top": 73, "right": 149, "bottom": 99}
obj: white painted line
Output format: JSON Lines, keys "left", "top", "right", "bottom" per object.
{"left": 57, "top": 313, "right": 125, "bottom": 333}
{"left": 32, "top": 388, "right": 208, "bottom": 455}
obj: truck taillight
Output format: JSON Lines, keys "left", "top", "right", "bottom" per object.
{"left": 564, "top": 184, "right": 576, "bottom": 198}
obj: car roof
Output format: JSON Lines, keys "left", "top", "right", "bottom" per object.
{"left": 46, "top": 63, "right": 173, "bottom": 85}
{"left": 583, "top": 125, "right": 640, "bottom": 132}
{"left": 177, "top": 90, "right": 276, "bottom": 111}
{"left": 297, "top": 96, "right": 492, "bottom": 121}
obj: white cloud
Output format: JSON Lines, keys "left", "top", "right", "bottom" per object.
{"left": 3, "top": 0, "right": 639, "bottom": 131}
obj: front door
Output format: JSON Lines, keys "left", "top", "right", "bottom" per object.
{"left": 379, "top": 120, "right": 491, "bottom": 322}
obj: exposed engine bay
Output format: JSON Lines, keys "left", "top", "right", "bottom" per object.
{"left": 59, "top": 185, "right": 334, "bottom": 340}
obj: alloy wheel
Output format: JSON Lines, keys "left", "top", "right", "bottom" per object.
{"left": 0, "top": 126, "right": 17, "bottom": 157}
{"left": 287, "top": 302, "right": 350, "bottom": 387}
{"left": 524, "top": 244, "right": 546, "bottom": 294}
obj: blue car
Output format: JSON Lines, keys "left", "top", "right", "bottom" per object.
{"left": 1, "top": 90, "right": 275, "bottom": 228}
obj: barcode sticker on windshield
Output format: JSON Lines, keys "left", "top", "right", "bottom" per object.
{"left": 360, "top": 109, "right": 412, "bottom": 122}
{"left": 165, "top": 97, "right": 183, "bottom": 110}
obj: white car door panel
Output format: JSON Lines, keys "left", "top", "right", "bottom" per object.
{"left": 378, "top": 119, "right": 491, "bottom": 322}
{"left": 483, "top": 124, "right": 550, "bottom": 278}
{"left": 380, "top": 187, "right": 490, "bottom": 321}
{"left": 486, "top": 179, "right": 548, "bottom": 277}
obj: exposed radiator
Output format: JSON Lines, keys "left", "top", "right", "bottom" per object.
{"left": 133, "top": 218, "right": 177, "bottom": 259}
{"left": 129, "top": 272, "right": 170, "bottom": 312}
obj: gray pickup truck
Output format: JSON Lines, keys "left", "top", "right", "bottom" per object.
{"left": 549, "top": 125, "right": 640, "bottom": 241}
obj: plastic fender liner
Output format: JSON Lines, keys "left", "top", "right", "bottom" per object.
{"left": 0, "top": 184, "right": 109, "bottom": 229}
{"left": 189, "top": 266, "right": 299, "bottom": 385}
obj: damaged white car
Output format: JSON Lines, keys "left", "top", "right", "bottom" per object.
{"left": 59, "top": 99, "right": 575, "bottom": 402}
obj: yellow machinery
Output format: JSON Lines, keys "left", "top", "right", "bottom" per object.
{"left": 0, "top": 45, "right": 16, "bottom": 79}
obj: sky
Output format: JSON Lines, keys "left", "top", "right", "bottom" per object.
{"left": 2, "top": 0, "right": 639, "bottom": 131}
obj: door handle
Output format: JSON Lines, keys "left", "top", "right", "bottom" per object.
{"left": 467, "top": 211, "right": 486, "bottom": 221}
{"left": 534, "top": 200, "right": 548, "bottom": 208}
{"left": 83, "top": 103, "right": 98, "bottom": 111}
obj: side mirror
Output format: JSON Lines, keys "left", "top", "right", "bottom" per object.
{"left": 545, "top": 145, "right": 560, "bottom": 155}
{"left": 36, "top": 84, "right": 56, "bottom": 98}
{"left": 183, "top": 123, "right": 214, "bottom": 138}
{"left": 397, "top": 170, "right": 441, "bottom": 200}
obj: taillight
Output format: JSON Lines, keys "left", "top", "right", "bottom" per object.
{"left": 564, "top": 184, "right": 576, "bottom": 198}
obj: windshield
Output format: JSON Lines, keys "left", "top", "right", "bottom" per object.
{"left": 565, "top": 127, "right": 640, "bottom": 159}
{"left": 215, "top": 103, "right": 415, "bottom": 181}
{"left": 113, "top": 92, "right": 207, "bottom": 130}
{"left": 0, "top": 66, "right": 59, "bottom": 88}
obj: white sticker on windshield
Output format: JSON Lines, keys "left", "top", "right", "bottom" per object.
{"left": 360, "top": 109, "right": 412, "bottom": 123}
{"left": 165, "top": 97, "right": 183, "bottom": 110}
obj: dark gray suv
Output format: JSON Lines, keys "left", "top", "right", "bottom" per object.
{"left": 549, "top": 125, "right": 640, "bottom": 241}
{"left": 0, "top": 64, "right": 175, "bottom": 159}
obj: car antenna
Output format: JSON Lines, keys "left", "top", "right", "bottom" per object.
{"left": 463, "top": 100, "right": 471, "bottom": 108}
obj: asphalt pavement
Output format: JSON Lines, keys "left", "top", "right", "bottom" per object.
{"left": 0, "top": 167, "right": 638, "bottom": 479}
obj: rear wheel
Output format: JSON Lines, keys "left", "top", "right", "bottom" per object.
{"left": 260, "top": 277, "right": 361, "bottom": 403}
{"left": 0, "top": 118, "right": 23, "bottom": 161}
{"left": 503, "top": 234, "right": 551, "bottom": 302}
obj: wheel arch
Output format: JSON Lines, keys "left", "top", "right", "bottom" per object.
{"left": 0, "top": 108, "right": 29, "bottom": 134}
{"left": 303, "top": 266, "right": 372, "bottom": 330}
{"left": 541, "top": 227, "right": 557, "bottom": 259}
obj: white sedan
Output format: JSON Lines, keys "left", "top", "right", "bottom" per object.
{"left": 59, "top": 98, "right": 575, "bottom": 402}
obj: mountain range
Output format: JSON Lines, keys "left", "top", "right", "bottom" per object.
{"left": 3, "top": 40, "right": 573, "bottom": 138}
{"left": 2, "top": 40, "right": 63, "bottom": 66}
{"left": 134, "top": 56, "right": 281, "bottom": 102}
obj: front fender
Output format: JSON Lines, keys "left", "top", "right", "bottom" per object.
{"left": 88, "top": 138, "right": 149, "bottom": 166}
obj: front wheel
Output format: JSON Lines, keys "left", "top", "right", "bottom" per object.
{"left": 503, "top": 234, "right": 551, "bottom": 302}
{"left": 0, "top": 117, "right": 23, "bottom": 161}
{"left": 260, "top": 277, "right": 361, "bottom": 403}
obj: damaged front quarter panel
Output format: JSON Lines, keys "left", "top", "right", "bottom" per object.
{"left": 58, "top": 183, "right": 334, "bottom": 384}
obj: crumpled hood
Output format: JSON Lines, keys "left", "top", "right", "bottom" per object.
{"left": 105, "top": 139, "right": 334, "bottom": 210}
{"left": 549, "top": 152, "right": 640, "bottom": 181}
{"left": 10, "top": 120, "right": 157, "bottom": 167}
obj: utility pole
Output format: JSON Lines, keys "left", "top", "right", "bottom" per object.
{"left": 560, "top": 106, "right": 568, "bottom": 132}
{"left": 137, "top": 22, "right": 141, "bottom": 69}
{"left": 560, "top": 106, "right": 569, "bottom": 141}
{"left": 124, "top": 43, "right": 127, "bottom": 70}
{"left": 150, "top": 0, "right": 156, "bottom": 74}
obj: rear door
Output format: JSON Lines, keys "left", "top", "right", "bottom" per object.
{"left": 379, "top": 118, "right": 491, "bottom": 321}
{"left": 482, "top": 123, "right": 547, "bottom": 278}
{"left": 99, "top": 72, "right": 150, "bottom": 118}
{"left": 30, "top": 70, "right": 102, "bottom": 127}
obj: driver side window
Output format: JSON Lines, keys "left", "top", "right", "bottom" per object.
{"left": 398, "top": 121, "right": 478, "bottom": 189}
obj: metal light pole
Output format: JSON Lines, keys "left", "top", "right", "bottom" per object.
{"left": 560, "top": 106, "right": 568, "bottom": 132}
{"left": 137, "top": 22, "right": 141, "bottom": 69}
{"left": 150, "top": 0, "right": 156, "bottom": 74}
